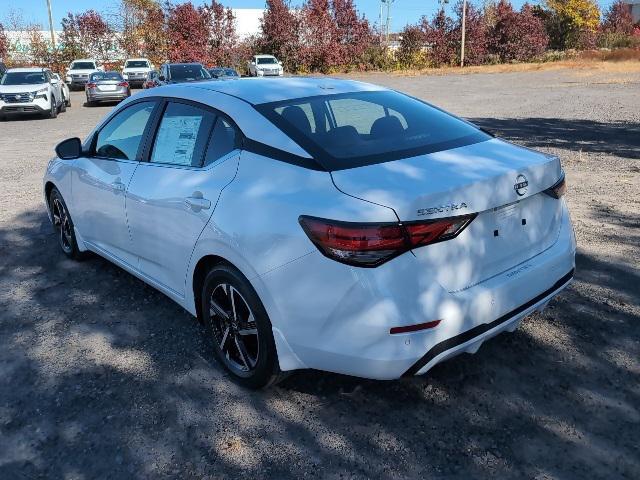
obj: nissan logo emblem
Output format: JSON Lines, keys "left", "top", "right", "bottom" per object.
{"left": 514, "top": 174, "right": 528, "bottom": 196}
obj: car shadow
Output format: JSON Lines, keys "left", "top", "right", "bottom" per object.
{"left": 468, "top": 117, "right": 640, "bottom": 160}
{"left": 0, "top": 205, "right": 638, "bottom": 479}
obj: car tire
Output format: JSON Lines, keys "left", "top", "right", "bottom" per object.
{"left": 86, "top": 96, "right": 94, "bottom": 107}
{"left": 60, "top": 97, "right": 67, "bottom": 113}
{"left": 48, "top": 98, "right": 57, "bottom": 118}
{"left": 49, "top": 188, "right": 85, "bottom": 260}
{"left": 200, "top": 264, "right": 284, "bottom": 389}
{"left": 66, "top": 95, "right": 71, "bottom": 107}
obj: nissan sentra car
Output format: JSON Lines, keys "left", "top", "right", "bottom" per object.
{"left": 43, "top": 78, "right": 576, "bottom": 388}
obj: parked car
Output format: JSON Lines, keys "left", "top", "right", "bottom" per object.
{"left": 51, "top": 73, "right": 71, "bottom": 108}
{"left": 85, "top": 71, "right": 130, "bottom": 106}
{"left": 44, "top": 78, "right": 576, "bottom": 388}
{"left": 157, "top": 63, "right": 211, "bottom": 85}
{"left": 208, "top": 67, "right": 240, "bottom": 79}
{"left": 122, "top": 58, "right": 155, "bottom": 88}
{"left": 65, "top": 59, "right": 102, "bottom": 90}
{"left": 143, "top": 70, "right": 160, "bottom": 89}
{"left": 247, "top": 55, "right": 283, "bottom": 77}
{"left": 0, "top": 67, "right": 65, "bottom": 120}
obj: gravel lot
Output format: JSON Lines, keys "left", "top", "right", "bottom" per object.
{"left": 1, "top": 67, "right": 638, "bottom": 479}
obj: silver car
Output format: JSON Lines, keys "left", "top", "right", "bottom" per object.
{"left": 85, "top": 71, "right": 130, "bottom": 106}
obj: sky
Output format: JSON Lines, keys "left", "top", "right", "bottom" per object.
{"left": 1, "top": 0, "right": 617, "bottom": 34}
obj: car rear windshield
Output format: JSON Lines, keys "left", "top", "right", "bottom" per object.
{"left": 125, "top": 60, "right": 149, "bottom": 68}
{"left": 257, "top": 57, "right": 277, "bottom": 65}
{"left": 255, "top": 90, "right": 491, "bottom": 170}
{"left": 169, "top": 65, "right": 211, "bottom": 82}
{"left": 71, "top": 62, "right": 96, "bottom": 70}
{"left": 90, "top": 72, "right": 122, "bottom": 81}
{"left": 1, "top": 72, "right": 46, "bottom": 85}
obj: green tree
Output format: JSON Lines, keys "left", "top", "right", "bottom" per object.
{"left": 544, "top": 0, "right": 600, "bottom": 49}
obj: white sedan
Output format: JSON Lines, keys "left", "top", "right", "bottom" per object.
{"left": 44, "top": 78, "right": 576, "bottom": 388}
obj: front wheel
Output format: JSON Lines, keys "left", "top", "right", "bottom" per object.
{"left": 201, "top": 264, "right": 283, "bottom": 389}
{"left": 47, "top": 98, "right": 57, "bottom": 118}
{"left": 49, "top": 188, "right": 83, "bottom": 260}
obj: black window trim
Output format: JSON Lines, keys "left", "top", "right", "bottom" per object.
{"left": 254, "top": 90, "right": 491, "bottom": 172}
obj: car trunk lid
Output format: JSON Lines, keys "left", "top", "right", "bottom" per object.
{"left": 331, "top": 138, "right": 565, "bottom": 291}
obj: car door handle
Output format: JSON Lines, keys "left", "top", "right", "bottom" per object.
{"left": 111, "top": 181, "right": 126, "bottom": 192}
{"left": 184, "top": 197, "right": 211, "bottom": 210}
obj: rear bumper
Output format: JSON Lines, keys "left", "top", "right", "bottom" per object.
{"left": 87, "top": 92, "right": 129, "bottom": 102}
{"left": 259, "top": 200, "right": 577, "bottom": 379}
{"left": 404, "top": 269, "right": 574, "bottom": 376}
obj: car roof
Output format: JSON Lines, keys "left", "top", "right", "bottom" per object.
{"left": 184, "top": 77, "right": 387, "bottom": 105}
{"left": 255, "top": 54, "right": 276, "bottom": 58}
{"left": 6, "top": 67, "right": 47, "bottom": 73}
{"left": 71, "top": 59, "right": 97, "bottom": 63}
{"left": 125, "top": 58, "right": 150, "bottom": 61}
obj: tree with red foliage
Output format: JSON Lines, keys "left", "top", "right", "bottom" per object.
{"left": 398, "top": 24, "right": 427, "bottom": 67}
{"left": 299, "top": 0, "right": 340, "bottom": 72}
{"left": 0, "top": 23, "right": 8, "bottom": 61}
{"left": 77, "top": 10, "right": 113, "bottom": 65}
{"left": 332, "top": 0, "right": 372, "bottom": 68}
{"left": 453, "top": 1, "right": 488, "bottom": 65}
{"left": 59, "top": 13, "right": 86, "bottom": 63}
{"left": 203, "top": 1, "right": 237, "bottom": 66}
{"left": 421, "top": 10, "right": 456, "bottom": 67}
{"left": 601, "top": 1, "right": 634, "bottom": 35}
{"left": 166, "top": 2, "right": 209, "bottom": 63}
{"left": 260, "top": 0, "right": 301, "bottom": 70}
{"left": 489, "top": 1, "right": 548, "bottom": 62}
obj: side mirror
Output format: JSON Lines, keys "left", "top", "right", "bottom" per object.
{"left": 159, "top": 75, "right": 165, "bottom": 81}
{"left": 250, "top": 61, "right": 255, "bottom": 65}
{"left": 55, "top": 137, "right": 82, "bottom": 160}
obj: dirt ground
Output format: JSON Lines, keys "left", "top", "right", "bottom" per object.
{"left": 0, "top": 67, "right": 638, "bottom": 479}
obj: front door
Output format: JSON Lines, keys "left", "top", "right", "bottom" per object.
{"left": 72, "top": 100, "right": 157, "bottom": 266}
{"left": 126, "top": 100, "right": 240, "bottom": 297}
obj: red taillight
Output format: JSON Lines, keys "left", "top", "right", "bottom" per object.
{"left": 86, "top": 82, "right": 97, "bottom": 89}
{"left": 118, "top": 81, "right": 129, "bottom": 87}
{"left": 299, "top": 214, "right": 476, "bottom": 267}
{"left": 544, "top": 173, "right": 566, "bottom": 199}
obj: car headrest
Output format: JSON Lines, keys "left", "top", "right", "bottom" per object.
{"left": 326, "top": 125, "right": 359, "bottom": 145}
{"left": 281, "top": 106, "right": 312, "bottom": 135}
{"left": 370, "top": 115, "right": 404, "bottom": 139}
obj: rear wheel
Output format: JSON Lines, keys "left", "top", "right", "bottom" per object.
{"left": 49, "top": 188, "right": 83, "bottom": 260}
{"left": 60, "top": 97, "right": 66, "bottom": 113}
{"left": 201, "top": 264, "right": 283, "bottom": 389}
{"left": 65, "top": 93, "right": 71, "bottom": 107}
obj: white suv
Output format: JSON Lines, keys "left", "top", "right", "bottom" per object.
{"left": 65, "top": 59, "right": 102, "bottom": 90}
{"left": 247, "top": 54, "right": 284, "bottom": 77}
{"left": 0, "top": 67, "right": 65, "bottom": 120}
{"left": 122, "top": 58, "right": 155, "bottom": 88}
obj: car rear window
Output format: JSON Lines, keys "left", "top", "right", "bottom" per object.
{"left": 90, "top": 72, "right": 122, "bottom": 81}
{"left": 169, "top": 65, "right": 211, "bottom": 82}
{"left": 255, "top": 90, "right": 490, "bottom": 171}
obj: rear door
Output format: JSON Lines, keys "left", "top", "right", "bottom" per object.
{"left": 72, "top": 100, "right": 158, "bottom": 266}
{"left": 125, "top": 99, "right": 240, "bottom": 297}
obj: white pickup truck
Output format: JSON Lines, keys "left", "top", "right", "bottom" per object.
{"left": 247, "top": 55, "right": 284, "bottom": 77}
{"left": 65, "top": 59, "right": 102, "bottom": 90}
{"left": 121, "top": 58, "right": 155, "bottom": 88}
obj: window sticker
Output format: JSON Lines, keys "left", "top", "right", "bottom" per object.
{"left": 153, "top": 115, "right": 203, "bottom": 166}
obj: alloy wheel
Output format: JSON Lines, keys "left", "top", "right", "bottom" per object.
{"left": 51, "top": 197, "right": 73, "bottom": 254}
{"left": 208, "top": 283, "right": 259, "bottom": 375}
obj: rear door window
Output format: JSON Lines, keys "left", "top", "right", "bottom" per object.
{"left": 150, "top": 102, "right": 215, "bottom": 167}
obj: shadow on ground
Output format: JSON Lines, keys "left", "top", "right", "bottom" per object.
{"left": 469, "top": 117, "right": 640, "bottom": 160}
{"left": 0, "top": 205, "right": 638, "bottom": 479}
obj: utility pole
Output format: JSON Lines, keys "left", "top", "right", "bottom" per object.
{"left": 460, "top": 0, "right": 467, "bottom": 67}
{"left": 45, "top": 0, "right": 56, "bottom": 48}
{"left": 379, "top": 0, "right": 394, "bottom": 46}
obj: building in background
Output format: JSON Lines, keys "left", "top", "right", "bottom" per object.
{"left": 4, "top": 8, "right": 265, "bottom": 62}
{"left": 623, "top": 0, "right": 640, "bottom": 22}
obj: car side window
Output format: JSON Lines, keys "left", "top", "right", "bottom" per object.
{"left": 150, "top": 102, "right": 215, "bottom": 167}
{"left": 203, "top": 117, "right": 239, "bottom": 167}
{"left": 94, "top": 102, "right": 156, "bottom": 160}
